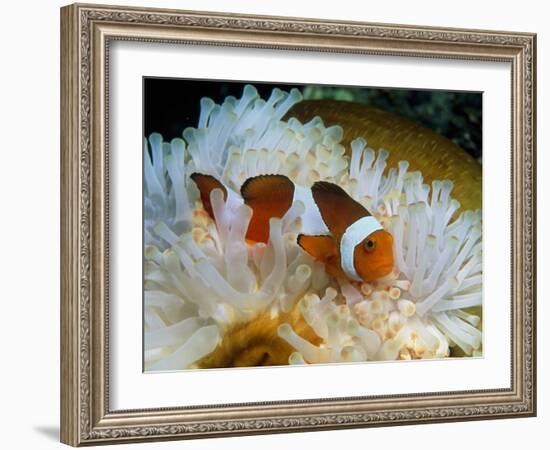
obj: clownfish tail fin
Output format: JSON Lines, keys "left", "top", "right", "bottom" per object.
{"left": 241, "top": 174, "right": 295, "bottom": 243}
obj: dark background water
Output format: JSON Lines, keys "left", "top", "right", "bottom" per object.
{"left": 144, "top": 78, "right": 482, "bottom": 160}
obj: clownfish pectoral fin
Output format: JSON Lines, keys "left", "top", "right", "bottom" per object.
{"left": 190, "top": 173, "right": 227, "bottom": 219}
{"left": 241, "top": 174, "right": 295, "bottom": 243}
{"left": 311, "top": 181, "right": 370, "bottom": 239}
{"left": 297, "top": 234, "right": 346, "bottom": 279}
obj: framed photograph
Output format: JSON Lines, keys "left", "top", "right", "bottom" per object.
{"left": 60, "top": 3, "right": 536, "bottom": 446}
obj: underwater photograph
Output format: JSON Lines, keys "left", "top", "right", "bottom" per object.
{"left": 143, "top": 78, "right": 483, "bottom": 372}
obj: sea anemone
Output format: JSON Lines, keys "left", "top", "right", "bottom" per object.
{"left": 144, "top": 85, "right": 482, "bottom": 371}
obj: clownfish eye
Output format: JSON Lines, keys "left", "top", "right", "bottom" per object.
{"left": 364, "top": 238, "right": 377, "bottom": 252}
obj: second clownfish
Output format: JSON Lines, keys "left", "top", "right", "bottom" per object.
{"left": 190, "top": 173, "right": 394, "bottom": 283}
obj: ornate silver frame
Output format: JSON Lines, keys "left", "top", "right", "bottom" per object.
{"left": 60, "top": 3, "right": 536, "bottom": 446}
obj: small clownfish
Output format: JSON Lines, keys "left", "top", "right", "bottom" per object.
{"left": 190, "top": 173, "right": 394, "bottom": 283}
{"left": 299, "top": 181, "right": 394, "bottom": 283}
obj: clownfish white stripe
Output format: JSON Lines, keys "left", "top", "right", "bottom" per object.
{"left": 340, "top": 216, "right": 384, "bottom": 281}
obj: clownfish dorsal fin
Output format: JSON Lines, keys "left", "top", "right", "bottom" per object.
{"left": 311, "top": 181, "right": 370, "bottom": 239}
{"left": 190, "top": 173, "right": 227, "bottom": 219}
{"left": 241, "top": 174, "right": 295, "bottom": 243}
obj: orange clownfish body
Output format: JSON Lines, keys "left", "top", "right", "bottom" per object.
{"left": 190, "top": 173, "right": 394, "bottom": 283}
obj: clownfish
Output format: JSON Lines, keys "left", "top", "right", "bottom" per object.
{"left": 190, "top": 173, "right": 394, "bottom": 283}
